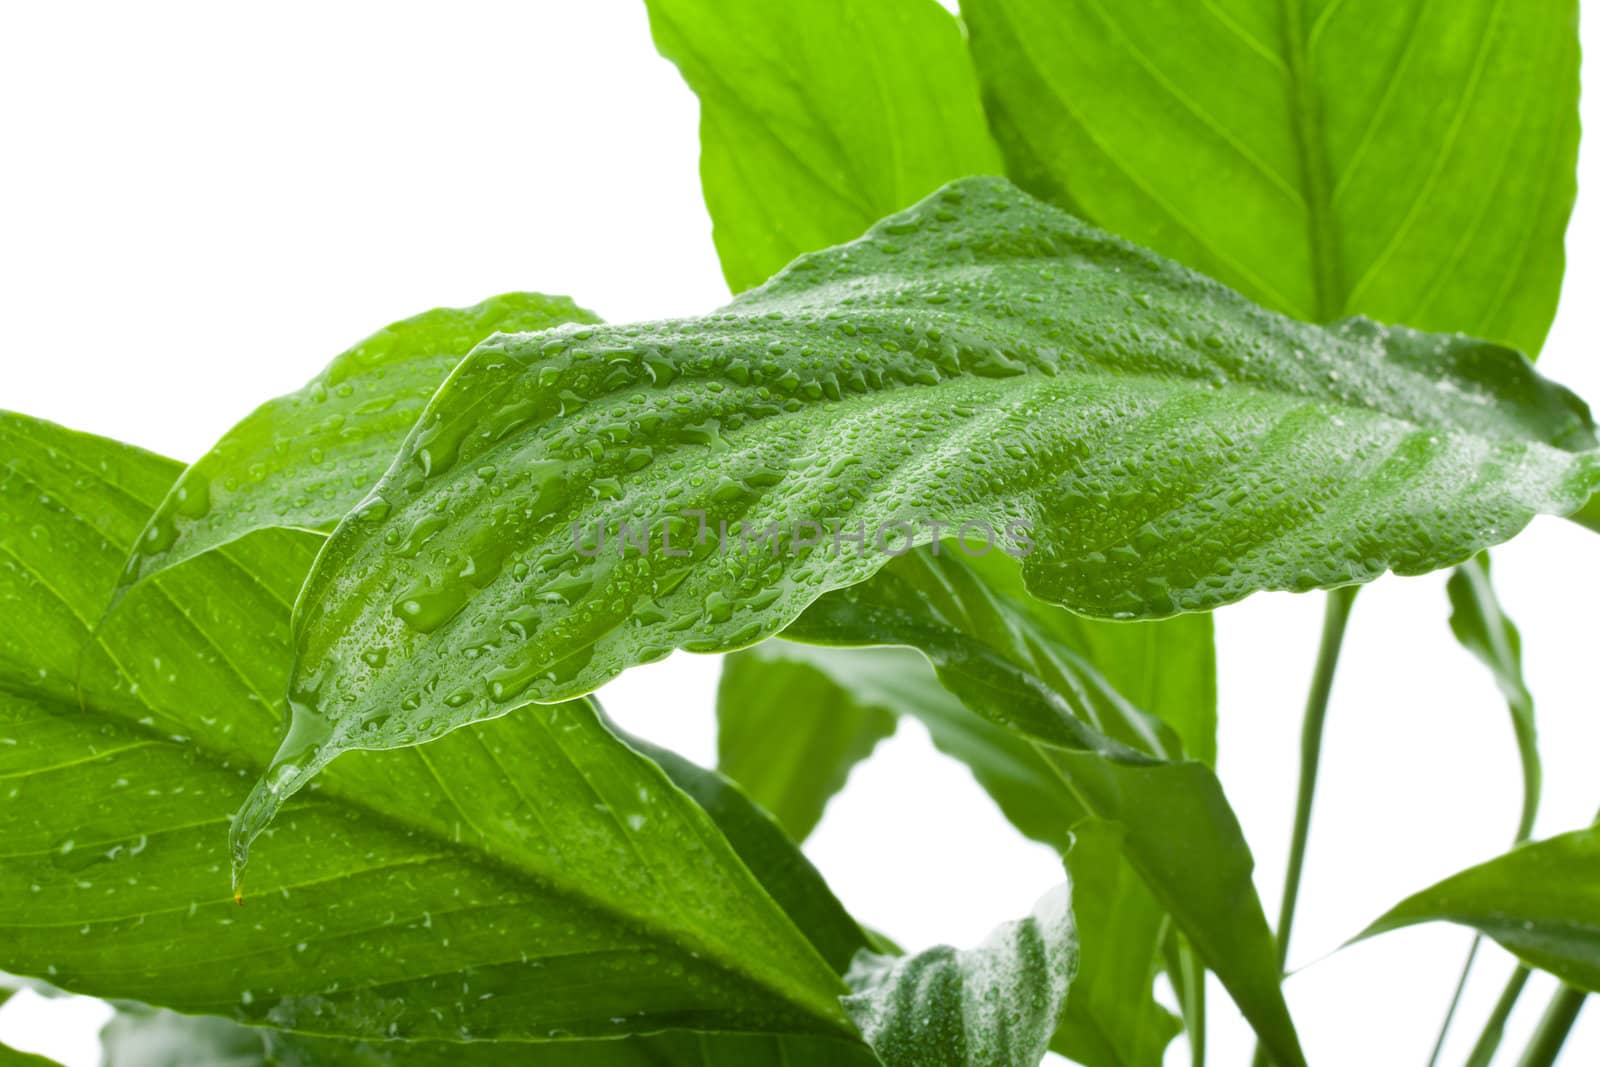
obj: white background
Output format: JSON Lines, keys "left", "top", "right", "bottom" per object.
{"left": 1, "top": 3, "right": 1596, "bottom": 1065}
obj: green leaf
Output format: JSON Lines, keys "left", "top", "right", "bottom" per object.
{"left": 252, "top": 176, "right": 1600, "bottom": 868}
{"left": 962, "top": 0, "right": 1580, "bottom": 354}
{"left": 779, "top": 549, "right": 1303, "bottom": 1066}
{"left": 644, "top": 0, "right": 1001, "bottom": 292}
{"left": 1054, "top": 820, "right": 1180, "bottom": 1067}
{"left": 0, "top": 413, "right": 858, "bottom": 1044}
{"left": 1447, "top": 553, "right": 1539, "bottom": 841}
{"left": 1360, "top": 826, "right": 1600, "bottom": 992}
{"left": 842, "top": 882, "right": 1076, "bottom": 1067}
{"left": 115, "top": 292, "right": 598, "bottom": 596}
{"left": 97, "top": 1007, "right": 877, "bottom": 1067}
{"left": 0, "top": 1043, "right": 63, "bottom": 1067}
{"left": 715, "top": 647, "right": 898, "bottom": 841}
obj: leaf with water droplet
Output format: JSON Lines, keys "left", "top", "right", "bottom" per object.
{"left": 843, "top": 880, "right": 1077, "bottom": 1067}
{"left": 0, "top": 413, "right": 866, "bottom": 1046}
{"left": 112, "top": 292, "right": 599, "bottom": 603}
{"left": 261, "top": 178, "right": 1600, "bottom": 874}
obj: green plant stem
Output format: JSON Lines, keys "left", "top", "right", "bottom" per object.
{"left": 1515, "top": 984, "right": 1587, "bottom": 1067}
{"left": 1462, "top": 966, "right": 1532, "bottom": 1067}
{"left": 1251, "top": 585, "right": 1359, "bottom": 1067}
{"left": 1428, "top": 937, "right": 1484, "bottom": 1067}
{"left": 1275, "top": 585, "right": 1360, "bottom": 968}
{"left": 1427, "top": 684, "right": 1541, "bottom": 1066}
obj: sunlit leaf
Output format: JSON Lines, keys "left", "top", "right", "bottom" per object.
{"left": 645, "top": 0, "right": 1001, "bottom": 292}
{"left": 962, "top": 0, "right": 1579, "bottom": 355}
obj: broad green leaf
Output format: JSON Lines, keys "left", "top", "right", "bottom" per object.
{"left": 1361, "top": 826, "right": 1600, "bottom": 992}
{"left": 781, "top": 550, "right": 1303, "bottom": 1067}
{"left": 1055, "top": 820, "right": 1180, "bottom": 1067}
{"left": 0, "top": 413, "right": 858, "bottom": 1044}
{"left": 1447, "top": 553, "right": 1539, "bottom": 841}
{"left": 251, "top": 177, "right": 1600, "bottom": 869}
{"left": 962, "top": 0, "right": 1580, "bottom": 354}
{"left": 842, "top": 882, "right": 1077, "bottom": 1067}
{"left": 115, "top": 293, "right": 598, "bottom": 595}
{"left": 716, "top": 648, "right": 897, "bottom": 841}
{"left": 644, "top": 0, "right": 1001, "bottom": 292}
{"left": 98, "top": 1007, "right": 877, "bottom": 1067}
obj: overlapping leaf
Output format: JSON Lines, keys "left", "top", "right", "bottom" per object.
{"left": 0, "top": 413, "right": 861, "bottom": 1045}
{"left": 1056, "top": 821, "right": 1180, "bottom": 1067}
{"left": 780, "top": 550, "right": 1301, "bottom": 1066}
{"left": 962, "top": 0, "right": 1580, "bottom": 355}
{"left": 716, "top": 648, "right": 897, "bottom": 841}
{"left": 250, "top": 177, "right": 1600, "bottom": 864}
{"left": 644, "top": 0, "right": 1001, "bottom": 292}
{"left": 115, "top": 293, "right": 598, "bottom": 596}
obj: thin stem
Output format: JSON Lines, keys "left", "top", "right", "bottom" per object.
{"left": 1427, "top": 937, "right": 1483, "bottom": 1067}
{"left": 1463, "top": 965, "right": 1532, "bottom": 1067}
{"left": 1427, "top": 686, "right": 1540, "bottom": 1064}
{"left": 1516, "top": 985, "right": 1587, "bottom": 1067}
{"left": 1251, "top": 585, "right": 1359, "bottom": 1067}
{"left": 1275, "top": 585, "right": 1359, "bottom": 970}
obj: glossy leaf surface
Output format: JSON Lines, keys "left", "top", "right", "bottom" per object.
{"left": 843, "top": 882, "right": 1076, "bottom": 1067}
{"left": 781, "top": 550, "right": 1302, "bottom": 1066}
{"left": 1362, "top": 826, "right": 1600, "bottom": 992}
{"left": 116, "top": 293, "right": 598, "bottom": 594}
{"left": 0, "top": 413, "right": 857, "bottom": 1044}
{"left": 98, "top": 1007, "right": 876, "bottom": 1067}
{"left": 963, "top": 0, "right": 1580, "bottom": 354}
{"left": 255, "top": 177, "right": 1600, "bottom": 864}
{"left": 645, "top": 0, "right": 1001, "bottom": 292}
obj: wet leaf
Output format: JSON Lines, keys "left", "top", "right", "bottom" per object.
{"left": 115, "top": 293, "right": 598, "bottom": 597}
{"left": 256, "top": 177, "right": 1600, "bottom": 874}
{"left": 843, "top": 882, "right": 1076, "bottom": 1067}
{"left": 0, "top": 413, "right": 859, "bottom": 1045}
{"left": 98, "top": 1006, "right": 876, "bottom": 1067}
